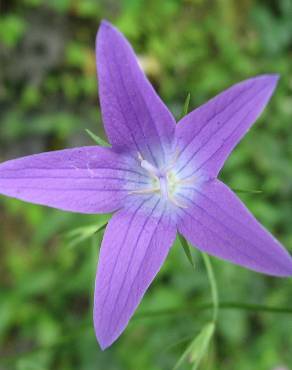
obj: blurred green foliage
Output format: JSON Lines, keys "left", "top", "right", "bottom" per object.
{"left": 1, "top": 0, "right": 292, "bottom": 369}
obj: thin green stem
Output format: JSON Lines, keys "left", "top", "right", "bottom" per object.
{"left": 201, "top": 253, "right": 219, "bottom": 323}
{"left": 136, "top": 301, "right": 292, "bottom": 318}
{"left": 2, "top": 301, "right": 292, "bottom": 364}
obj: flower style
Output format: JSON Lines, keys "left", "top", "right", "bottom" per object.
{"left": 0, "top": 20, "right": 292, "bottom": 349}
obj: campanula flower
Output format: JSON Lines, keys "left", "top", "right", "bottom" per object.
{"left": 0, "top": 21, "right": 292, "bottom": 349}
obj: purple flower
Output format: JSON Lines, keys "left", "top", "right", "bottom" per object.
{"left": 0, "top": 20, "right": 292, "bottom": 349}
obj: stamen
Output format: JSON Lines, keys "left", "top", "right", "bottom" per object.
{"left": 132, "top": 150, "right": 192, "bottom": 209}
{"left": 140, "top": 160, "right": 160, "bottom": 178}
{"left": 168, "top": 193, "right": 188, "bottom": 208}
{"left": 175, "top": 175, "right": 197, "bottom": 186}
{"left": 129, "top": 186, "right": 160, "bottom": 195}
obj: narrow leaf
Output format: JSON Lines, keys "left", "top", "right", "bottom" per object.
{"left": 178, "top": 233, "right": 195, "bottom": 269}
{"left": 85, "top": 129, "right": 110, "bottom": 147}
{"left": 180, "top": 92, "right": 191, "bottom": 119}
{"left": 65, "top": 216, "right": 109, "bottom": 248}
{"left": 232, "top": 187, "right": 262, "bottom": 194}
{"left": 136, "top": 301, "right": 292, "bottom": 319}
{"left": 174, "top": 322, "right": 215, "bottom": 370}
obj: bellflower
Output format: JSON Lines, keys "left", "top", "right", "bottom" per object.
{"left": 0, "top": 20, "right": 292, "bottom": 349}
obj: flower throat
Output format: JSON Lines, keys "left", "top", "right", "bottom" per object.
{"left": 129, "top": 152, "right": 190, "bottom": 208}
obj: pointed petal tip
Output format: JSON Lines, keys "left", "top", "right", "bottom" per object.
{"left": 277, "top": 259, "right": 292, "bottom": 278}
{"left": 178, "top": 180, "right": 292, "bottom": 279}
{"left": 95, "top": 326, "right": 118, "bottom": 350}
{"left": 266, "top": 73, "right": 280, "bottom": 85}
{"left": 259, "top": 252, "right": 292, "bottom": 278}
{"left": 97, "top": 20, "right": 109, "bottom": 39}
{"left": 270, "top": 72, "right": 280, "bottom": 81}
{"left": 98, "top": 338, "right": 110, "bottom": 351}
{"left": 96, "top": 20, "right": 113, "bottom": 42}
{"left": 93, "top": 207, "right": 176, "bottom": 351}
{"left": 244, "top": 73, "right": 279, "bottom": 92}
{"left": 255, "top": 73, "right": 280, "bottom": 87}
{"left": 98, "top": 19, "right": 119, "bottom": 36}
{"left": 96, "top": 20, "right": 121, "bottom": 51}
{"left": 100, "top": 19, "right": 113, "bottom": 29}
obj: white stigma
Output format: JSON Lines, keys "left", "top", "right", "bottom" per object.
{"left": 130, "top": 152, "right": 193, "bottom": 208}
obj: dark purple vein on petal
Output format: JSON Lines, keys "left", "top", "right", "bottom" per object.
{"left": 177, "top": 207, "right": 269, "bottom": 269}
{"left": 102, "top": 49, "right": 142, "bottom": 154}
{"left": 109, "top": 200, "right": 169, "bottom": 335}
{"left": 0, "top": 186, "right": 137, "bottom": 192}
{"left": 1, "top": 166, "right": 147, "bottom": 178}
{"left": 126, "top": 58, "right": 168, "bottom": 163}
{"left": 103, "top": 43, "right": 157, "bottom": 166}
{"left": 110, "top": 42, "right": 159, "bottom": 166}
{"left": 107, "top": 197, "right": 162, "bottom": 337}
{"left": 176, "top": 80, "right": 270, "bottom": 175}
{"left": 177, "top": 81, "right": 268, "bottom": 175}
{"left": 180, "top": 87, "right": 269, "bottom": 179}
{"left": 178, "top": 193, "right": 283, "bottom": 263}
{"left": 179, "top": 187, "right": 272, "bottom": 247}
{"left": 177, "top": 81, "right": 255, "bottom": 161}
{"left": 0, "top": 175, "right": 148, "bottom": 184}
{"left": 98, "top": 195, "right": 155, "bottom": 322}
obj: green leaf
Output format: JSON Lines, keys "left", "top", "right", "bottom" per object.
{"left": 174, "top": 322, "right": 215, "bottom": 370}
{"left": 65, "top": 216, "right": 110, "bottom": 248}
{"left": 180, "top": 92, "right": 191, "bottom": 119}
{"left": 85, "top": 129, "right": 110, "bottom": 147}
{"left": 66, "top": 42, "right": 88, "bottom": 68}
{"left": 232, "top": 187, "right": 263, "bottom": 194}
{"left": 178, "top": 234, "right": 195, "bottom": 269}
{"left": 0, "top": 15, "right": 27, "bottom": 47}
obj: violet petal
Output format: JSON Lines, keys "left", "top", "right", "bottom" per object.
{"left": 94, "top": 196, "right": 176, "bottom": 349}
{"left": 96, "top": 21, "right": 176, "bottom": 166}
{"left": 178, "top": 179, "right": 292, "bottom": 276}
{"left": 176, "top": 75, "right": 279, "bottom": 178}
{"left": 0, "top": 146, "right": 145, "bottom": 213}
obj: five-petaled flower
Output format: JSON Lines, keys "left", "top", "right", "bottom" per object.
{"left": 0, "top": 20, "right": 292, "bottom": 349}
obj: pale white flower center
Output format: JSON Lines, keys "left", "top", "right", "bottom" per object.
{"left": 130, "top": 152, "right": 194, "bottom": 208}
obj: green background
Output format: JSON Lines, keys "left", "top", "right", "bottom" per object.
{"left": 1, "top": 0, "right": 292, "bottom": 369}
